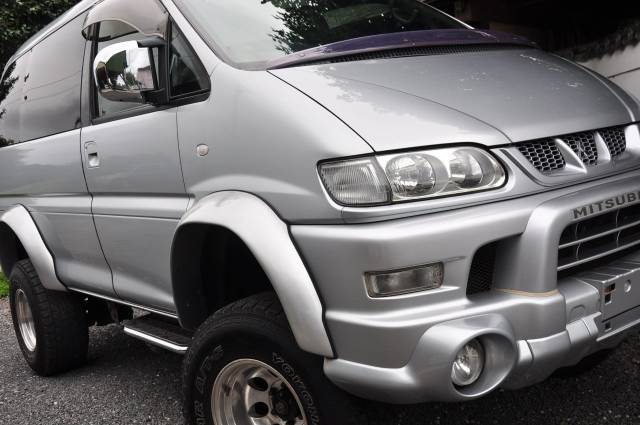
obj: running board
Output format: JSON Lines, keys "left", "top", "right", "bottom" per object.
{"left": 123, "top": 315, "right": 192, "bottom": 354}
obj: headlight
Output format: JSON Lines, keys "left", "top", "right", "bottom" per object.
{"left": 319, "top": 147, "right": 506, "bottom": 206}
{"left": 318, "top": 157, "right": 391, "bottom": 205}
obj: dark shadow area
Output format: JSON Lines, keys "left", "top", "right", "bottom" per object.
{"left": 429, "top": 0, "right": 640, "bottom": 60}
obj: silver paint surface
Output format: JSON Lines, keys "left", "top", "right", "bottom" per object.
{"left": 176, "top": 63, "right": 372, "bottom": 223}
{"left": 272, "top": 48, "right": 635, "bottom": 149}
{"left": 0, "top": 131, "right": 111, "bottom": 293}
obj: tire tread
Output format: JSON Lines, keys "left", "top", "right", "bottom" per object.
{"left": 182, "top": 292, "right": 364, "bottom": 425}
{"left": 10, "top": 259, "right": 88, "bottom": 376}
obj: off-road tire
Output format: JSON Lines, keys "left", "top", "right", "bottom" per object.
{"left": 9, "top": 259, "right": 88, "bottom": 376}
{"left": 182, "top": 292, "right": 364, "bottom": 425}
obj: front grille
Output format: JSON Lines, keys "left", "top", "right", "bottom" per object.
{"left": 516, "top": 126, "right": 627, "bottom": 174}
{"left": 517, "top": 140, "right": 565, "bottom": 173}
{"left": 467, "top": 242, "right": 497, "bottom": 296}
{"left": 558, "top": 203, "right": 640, "bottom": 273}
{"left": 601, "top": 126, "right": 626, "bottom": 157}
{"left": 563, "top": 132, "right": 598, "bottom": 165}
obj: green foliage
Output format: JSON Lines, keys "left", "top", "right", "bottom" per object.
{"left": 0, "top": 0, "right": 80, "bottom": 74}
{"left": 0, "top": 272, "right": 8, "bottom": 298}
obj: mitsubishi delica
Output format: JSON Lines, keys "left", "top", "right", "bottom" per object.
{"left": 1, "top": 0, "right": 640, "bottom": 424}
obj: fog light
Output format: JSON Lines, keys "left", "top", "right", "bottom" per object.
{"left": 451, "top": 339, "right": 485, "bottom": 387}
{"left": 364, "top": 263, "right": 443, "bottom": 298}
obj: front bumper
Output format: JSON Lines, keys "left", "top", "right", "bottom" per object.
{"left": 290, "top": 169, "right": 640, "bottom": 403}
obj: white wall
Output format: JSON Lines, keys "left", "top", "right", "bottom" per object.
{"left": 581, "top": 43, "right": 640, "bottom": 101}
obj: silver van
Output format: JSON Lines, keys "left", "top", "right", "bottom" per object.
{"left": 2, "top": 0, "right": 640, "bottom": 423}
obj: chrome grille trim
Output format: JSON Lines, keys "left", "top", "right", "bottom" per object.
{"left": 558, "top": 204, "right": 640, "bottom": 272}
{"left": 516, "top": 125, "right": 629, "bottom": 174}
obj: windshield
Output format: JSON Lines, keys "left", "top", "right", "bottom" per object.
{"left": 173, "top": 0, "right": 466, "bottom": 68}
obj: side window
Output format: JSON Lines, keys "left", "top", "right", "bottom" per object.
{"left": 0, "top": 63, "right": 17, "bottom": 104}
{"left": 90, "top": 19, "right": 210, "bottom": 119}
{"left": 20, "top": 14, "right": 86, "bottom": 142}
{"left": 0, "top": 54, "right": 29, "bottom": 147}
{"left": 94, "top": 22, "right": 158, "bottom": 118}
{"left": 169, "top": 26, "right": 209, "bottom": 98}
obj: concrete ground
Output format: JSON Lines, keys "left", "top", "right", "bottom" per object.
{"left": 1, "top": 297, "right": 640, "bottom": 424}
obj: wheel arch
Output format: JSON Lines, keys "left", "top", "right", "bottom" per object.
{"left": 0, "top": 221, "right": 26, "bottom": 277}
{"left": 171, "top": 192, "right": 333, "bottom": 357}
{"left": 0, "top": 205, "right": 66, "bottom": 291}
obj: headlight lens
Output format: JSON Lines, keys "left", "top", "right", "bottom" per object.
{"left": 385, "top": 154, "right": 436, "bottom": 198}
{"left": 450, "top": 149, "right": 485, "bottom": 188}
{"left": 319, "top": 147, "right": 505, "bottom": 206}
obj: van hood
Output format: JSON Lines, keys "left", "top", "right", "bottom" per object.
{"left": 271, "top": 47, "right": 638, "bottom": 151}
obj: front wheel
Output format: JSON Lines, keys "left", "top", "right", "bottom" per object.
{"left": 182, "top": 292, "right": 363, "bottom": 425}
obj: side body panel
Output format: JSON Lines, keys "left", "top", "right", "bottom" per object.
{"left": 0, "top": 12, "right": 113, "bottom": 292}
{"left": 0, "top": 133, "right": 113, "bottom": 293}
{"left": 176, "top": 63, "right": 373, "bottom": 224}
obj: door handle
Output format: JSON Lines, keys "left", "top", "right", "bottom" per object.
{"left": 85, "top": 141, "right": 100, "bottom": 168}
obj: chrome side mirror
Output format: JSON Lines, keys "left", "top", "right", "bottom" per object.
{"left": 94, "top": 40, "right": 158, "bottom": 104}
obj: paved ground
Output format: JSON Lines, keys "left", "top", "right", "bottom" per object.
{"left": 1, "top": 297, "right": 640, "bottom": 424}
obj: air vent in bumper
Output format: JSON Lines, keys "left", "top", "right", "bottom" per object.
{"left": 467, "top": 243, "right": 497, "bottom": 296}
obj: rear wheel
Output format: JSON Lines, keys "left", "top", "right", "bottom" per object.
{"left": 9, "top": 259, "right": 88, "bottom": 376}
{"left": 182, "top": 292, "right": 363, "bottom": 425}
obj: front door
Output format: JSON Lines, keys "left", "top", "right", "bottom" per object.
{"left": 81, "top": 21, "right": 188, "bottom": 313}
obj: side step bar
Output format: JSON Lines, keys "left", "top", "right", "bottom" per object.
{"left": 123, "top": 315, "right": 193, "bottom": 355}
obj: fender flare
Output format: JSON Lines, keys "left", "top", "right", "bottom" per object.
{"left": 0, "top": 205, "right": 66, "bottom": 291}
{"left": 171, "top": 192, "right": 334, "bottom": 357}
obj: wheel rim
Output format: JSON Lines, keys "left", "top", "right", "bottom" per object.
{"left": 15, "top": 289, "right": 37, "bottom": 352}
{"left": 211, "top": 358, "right": 307, "bottom": 425}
